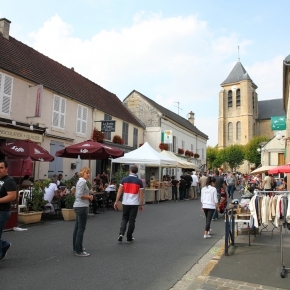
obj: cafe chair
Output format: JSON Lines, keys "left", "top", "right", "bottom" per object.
{"left": 106, "top": 191, "right": 116, "bottom": 210}
{"left": 18, "top": 190, "right": 30, "bottom": 213}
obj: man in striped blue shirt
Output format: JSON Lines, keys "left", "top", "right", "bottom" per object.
{"left": 114, "top": 164, "right": 144, "bottom": 243}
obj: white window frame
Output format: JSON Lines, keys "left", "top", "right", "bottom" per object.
{"left": 76, "top": 104, "right": 88, "bottom": 135}
{"left": 0, "top": 72, "right": 13, "bottom": 115}
{"left": 52, "top": 95, "right": 66, "bottom": 129}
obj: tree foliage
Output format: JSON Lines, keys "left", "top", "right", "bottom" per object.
{"left": 206, "top": 146, "right": 219, "bottom": 170}
{"left": 244, "top": 136, "right": 269, "bottom": 167}
{"left": 223, "top": 144, "right": 245, "bottom": 171}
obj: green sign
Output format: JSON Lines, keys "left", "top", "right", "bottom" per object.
{"left": 271, "top": 116, "right": 286, "bottom": 130}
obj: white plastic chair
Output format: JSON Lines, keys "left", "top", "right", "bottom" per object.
{"left": 18, "top": 190, "right": 31, "bottom": 213}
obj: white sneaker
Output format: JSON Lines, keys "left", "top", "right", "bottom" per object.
{"left": 209, "top": 229, "right": 212, "bottom": 233}
{"left": 204, "top": 234, "right": 212, "bottom": 238}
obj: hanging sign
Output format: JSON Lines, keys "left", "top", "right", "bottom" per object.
{"left": 101, "top": 121, "right": 116, "bottom": 132}
{"left": 162, "top": 130, "right": 172, "bottom": 144}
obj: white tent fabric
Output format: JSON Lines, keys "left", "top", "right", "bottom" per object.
{"left": 112, "top": 142, "right": 177, "bottom": 167}
{"left": 250, "top": 165, "right": 277, "bottom": 174}
{"left": 159, "top": 150, "right": 195, "bottom": 169}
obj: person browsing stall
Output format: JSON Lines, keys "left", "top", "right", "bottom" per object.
{"left": 114, "top": 164, "right": 144, "bottom": 243}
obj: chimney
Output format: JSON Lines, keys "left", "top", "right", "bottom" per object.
{"left": 187, "top": 111, "right": 195, "bottom": 125}
{"left": 0, "top": 18, "right": 11, "bottom": 40}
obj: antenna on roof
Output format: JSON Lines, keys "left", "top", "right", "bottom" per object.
{"left": 173, "top": 101, "right": 182, "bottom": 115}
{"left": 238, "top": 46, "right": 240, "bottom": 62}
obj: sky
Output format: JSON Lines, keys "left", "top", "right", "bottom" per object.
{"left": 1, "top": 1, "right": 290, "bottom": 146}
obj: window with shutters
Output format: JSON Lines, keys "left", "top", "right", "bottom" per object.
{"left": 76, "top": 105, "right": 88, "bottom": 134}
{"left": 0, "top": 73, "right": 13, "bottom": 115}
{"left": 52, "top": 95, "right": 66, "bottom": 129}
{"left": 236, "top": 89, "right": 241, "bottom": 107}
{"left": 104, "top": 113, "right": 112, "bottom": 140}
{"left": 133, "top": 127, "right": 138, "bottom": 149}
{"left": 122, "top": 122, "right": 129, "bottom": 145}
{"left": 182, "top": 140, "right": 185, "bottom": 150}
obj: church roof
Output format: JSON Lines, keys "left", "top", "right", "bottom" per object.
{"left": 258, "top": 99, "right": 285, "bottom": 120}
{"left": 221, "top": 61, "right": 256, "bottom": 87}
{"left": 125, "top": 90, "right": 208, "bottom": 140}
{"left": 285, "top": 54, "right": 290, "bottom": 63}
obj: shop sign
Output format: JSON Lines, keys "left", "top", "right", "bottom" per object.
{"left": 271, "top": 116, "right": 286, "bottom": 130}
{"left": 161, "top": 130, "right": 172, "bottom": 144}
{"left": 0, "top": 127, "right": 43, "bottom": 142}
{"left": 101, "top": 121, "right": 115, "bottom": 132}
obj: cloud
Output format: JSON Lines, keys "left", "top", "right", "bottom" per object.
{"left": 26, "top": 13, "right": 277, "bottom": 146}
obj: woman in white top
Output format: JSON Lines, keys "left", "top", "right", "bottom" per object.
{"left": 201, "top": 176, "right": 219, "bottom": 238}
{"left": 73, "top": 167, "right": 94, "bottom": 257}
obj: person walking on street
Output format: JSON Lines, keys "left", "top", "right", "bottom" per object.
{"left": 170, "top": 176, "right": 179, "bottom": 202}
{"left": 183, "top": 171, "right": 193, "bottom": 200}
{"left": 73, "top": 167, "right": 94, "bottom": 257}
{"left": 179, "top": 176, "right": 187, "bottom": 201}
{"left": 226, "top": 172, "right": 236, "bottom": 199}
{"left": 0, "top": 159, "right": 17, "bottom": 261}
{"left": 201, "top": 176, "right": 219, "bottom": 239}
{"left": 199, "top": 172, "right": 208, "bottom": 190}
{"left": 191, "top": 171, "right": 199, "bottom": 200}
{"left": 114, "top": 164, "right": 144, "bottom": 243}
{"left": 212, "top": 170, "right": 226, "bottom": 220}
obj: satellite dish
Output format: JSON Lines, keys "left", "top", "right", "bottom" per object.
{"left": 231, "top": 85, "right": 237, "bottom": 90}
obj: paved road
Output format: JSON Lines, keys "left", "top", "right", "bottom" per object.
{"left": 1, "top": 200, "right": 225, "bottom": 290}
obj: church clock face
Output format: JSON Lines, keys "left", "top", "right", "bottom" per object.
{"left": 231, "top": 85, "right": 237, "bottom": 90}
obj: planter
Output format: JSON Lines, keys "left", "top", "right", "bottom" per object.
{"left": 18, "top": 212, "right": 42, "bottom": 224}
{"left": 61, "top": 208, "right": 76, "bottom": 221}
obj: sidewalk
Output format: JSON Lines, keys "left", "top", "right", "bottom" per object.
{"left": 173, "top": 224, "right": 290, "bottom": 290}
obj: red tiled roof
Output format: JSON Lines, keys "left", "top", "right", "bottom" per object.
{"left": 0, "top": 36, "right": 143, "bottom": 128}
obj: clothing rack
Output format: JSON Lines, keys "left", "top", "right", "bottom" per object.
{"left": 254, "top": 190, "right": 290, "bottom": 278}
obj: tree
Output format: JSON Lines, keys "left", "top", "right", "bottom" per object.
{"left": 244, "top": 136, "right": 269, "bottom": 168}
{"left": 223, "top": 144, "right": 245, "bottom": 171}
{"left": 212, "top": 148, "right": 226, "bottom": 169}
{"left": 206, "top": 146, "right": 219, "bottom": 170}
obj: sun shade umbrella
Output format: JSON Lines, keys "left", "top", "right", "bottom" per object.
{"left": 55, "top": 140, "right": 124, "bottom": 160}
{"left": 268, "top": 164, "right": 290, "bottom": 174}
{"left": 0, "top": 139, "right": 54, "bottom": 161}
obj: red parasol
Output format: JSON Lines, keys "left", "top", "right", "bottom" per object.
{"left": 268, "top": 164, "right": 290, "bottom": 174}
{"left": 55, "top": 140, "right": 124, "bottom": 160}
{"left": 0, "top": 139, "right": 54, "bottom": 161}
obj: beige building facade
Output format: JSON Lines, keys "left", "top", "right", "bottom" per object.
{"left": 218, "top": 61, "right": 285, "bottom": 173}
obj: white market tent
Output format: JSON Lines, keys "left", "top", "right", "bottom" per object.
{"left": 112, "top": 142, "right": 177, "bottom": 167}
{"left": 112, "top": 142, "right": 177, "bottom": 202}
{"left": 160, "top": 150, "right": 195, "bottom": 170}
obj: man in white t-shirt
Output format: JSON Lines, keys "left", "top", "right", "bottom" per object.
{"left": 262, "top": 171, "right": 272, "bottom": 191}
{"left": 191, "top": 171, "right": 199, "bottom": 200}
{"left": 43, "top": 180, "right": 58, "bottom": 213}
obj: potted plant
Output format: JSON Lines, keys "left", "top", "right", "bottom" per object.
{"left": 185, "top": 150, "right": 191, "bottom": 156}
{"left": 61, "top": 194, "right": 76, "bottom": 221}
{"left": 18, "top": 179, "right": 50, "bottom": 224}
{"left": 194, "top": 153, "right": 200, "bottom": 158}
{"left": 178, "top": 148, "right": 184, "bottom": 155}
{"left": 113, "top": 166, "right": 127, "bottom": 210}
{"left": 113, "top": 135, "right": 124, "bottom": 144}
{"left": 91, "top": 127, "right": 105, "bottom": 142}
{"left": 159, "top": 142, "right": 169, "bottom": 151}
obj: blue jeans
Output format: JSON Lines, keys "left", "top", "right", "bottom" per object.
{"left": 172, "top": 187, "right": 178, "bottom": 201}
{"left": 227, "top": 185, "right": 235, "bottom": 199}
{"left": 119, "top": 205, "right": 139, "bottom": 241}
{"left": 0, "top": 211, "right": 11, "bottom": 257}
{"left": 73, "top": 207, "right": 88, "bottom": 254}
